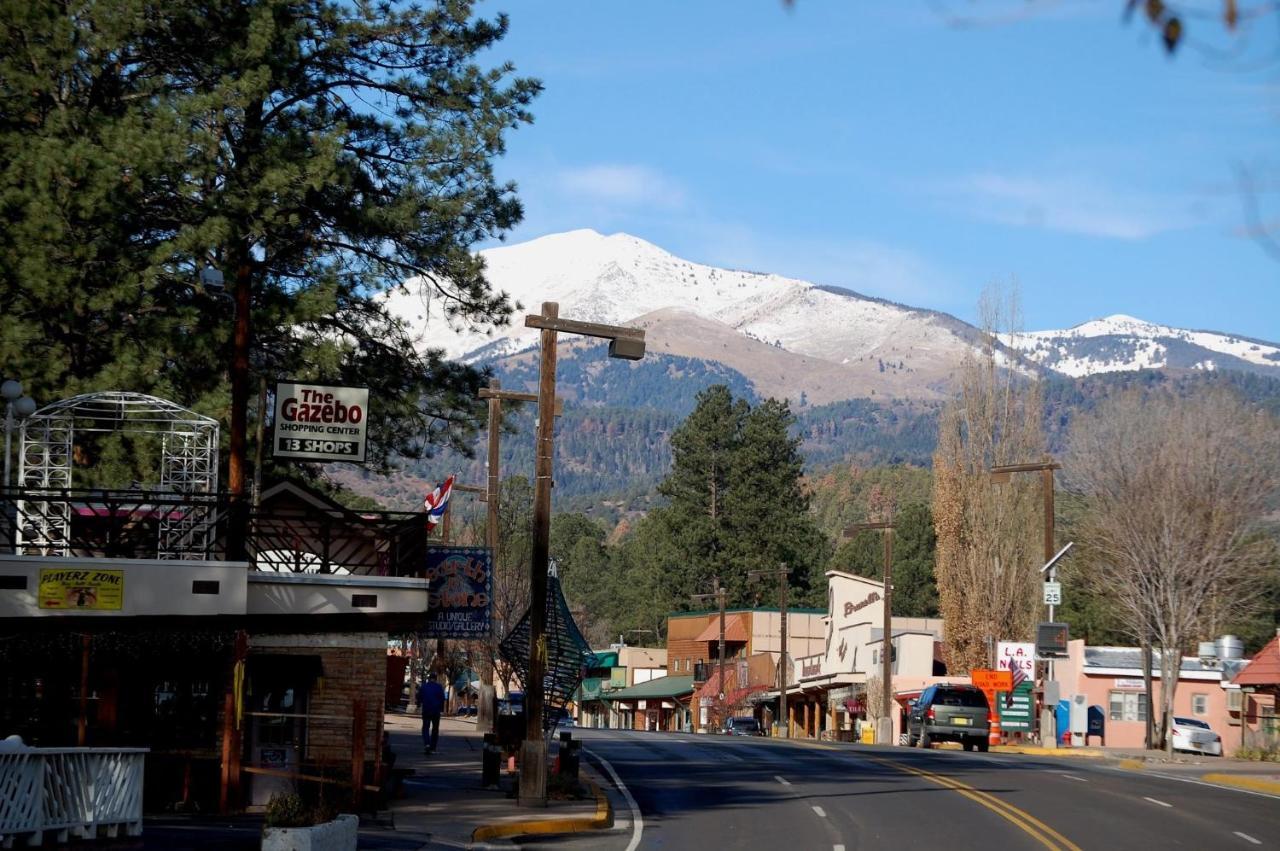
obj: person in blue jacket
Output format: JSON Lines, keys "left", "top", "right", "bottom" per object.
{"left": 418, "top": 672, "right": 447, "bottom": 754}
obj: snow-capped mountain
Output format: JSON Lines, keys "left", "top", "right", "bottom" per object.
{"left": 386, "top": 229, "right": 987, "bottom": 403}
{"left": 1003, "top": 315, "right": 1280, "bottom": 378}
{"left": 385, "top": 230, "right": 1280, "bottom": 401}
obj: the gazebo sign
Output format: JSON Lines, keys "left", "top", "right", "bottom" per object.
{"left": 273, "top": 382, "right": 369, "bottom": 463}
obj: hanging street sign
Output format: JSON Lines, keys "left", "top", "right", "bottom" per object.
{"left": 423, "top": 546, "right": 492, "bottom": 638}
{"left": 1043, "top": 581, "right": 1062, "bottom": 606}
{"left": 272, "top": 381, "right": 369, "bottom": 463}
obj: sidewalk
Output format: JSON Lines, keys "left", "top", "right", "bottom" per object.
{"left": 362, "top": 712, "right": 610, "bottom": 848}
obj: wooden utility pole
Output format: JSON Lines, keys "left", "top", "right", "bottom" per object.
{"left": 846, "top": 521, "right": 895, "bottom": 745}
{"left": 474, "top": 380, "right": 562, "bottom": 736}
{"left": 749, "top": 565, "right": 791, "bottom": 738}
{"left": 518, "top": 302, "right": 644, "bottom": 808}
{"left": 990, "top": 458, "right": 1062, "bottom": 748}
{"left": 692, "top": 580, "right": 729, "bottom": 731}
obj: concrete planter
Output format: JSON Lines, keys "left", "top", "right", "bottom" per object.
{"left": 261, "top": 814, "right": 358, "bottom": 851}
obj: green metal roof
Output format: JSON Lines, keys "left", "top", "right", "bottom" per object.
{"left": 602, "top": 675, "right": 695, "bottom": 701}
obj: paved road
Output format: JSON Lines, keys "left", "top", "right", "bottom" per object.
{"left": 543, "top": 729, "right": 1280, "bottom": 851}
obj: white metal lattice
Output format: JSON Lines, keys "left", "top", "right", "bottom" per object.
{"left": 16, "top": 392, "right": 219, "bottom": 558}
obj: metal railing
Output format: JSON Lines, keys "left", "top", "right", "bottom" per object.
{"left": 0, "top": 487, "right": 427, "bottom": 576}
{"left": 0, "top": 747, "right": 147, "bottom": 846}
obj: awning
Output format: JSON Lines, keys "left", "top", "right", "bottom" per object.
{"left": 603, "top": 675, "right": 696, "bottom": 702}
{"left": 694, "top": 615, "right": 749, "bottom": 644}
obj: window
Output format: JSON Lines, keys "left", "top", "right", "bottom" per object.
{"left": 1191, "top": 693, "right": 1208, "bottom": 717}
{"left": 1109, "top": 690, "right": 1147, "bottom": 722}
{"left": 1227, "top": 689, "right": 1243, "bottom": 712}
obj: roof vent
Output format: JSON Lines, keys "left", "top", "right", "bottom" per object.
{"left": 1216, "top": 635, "right": 1244, "bottom": 661}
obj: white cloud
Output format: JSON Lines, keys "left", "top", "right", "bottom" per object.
{"left": 557, "top": 164, "right": 687, "bottom": 209}
{"left": 951, "top": 172, "right": 1197, "bottom": 240}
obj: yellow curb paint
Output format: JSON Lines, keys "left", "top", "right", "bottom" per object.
{"left": 1118, "top": 759, "right": 1146, "bottom": 771}
{"left": 990, "top": 746, "right": 1104, "bottom": 759}
{"left": 867, "top": 756, "right": 1082, "bottom": 851}
{"left": 1201, "top": 773, "right": 1280, "bottom": 796}
{"left": 471, "top": 778, "right": 612, "bottom": 842}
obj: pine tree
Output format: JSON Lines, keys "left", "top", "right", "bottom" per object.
{"left": 648, "top": 386, "right": 828, "bottom": 608}
{"left": 0, "top": 0, "right": 540, "bottom": 473}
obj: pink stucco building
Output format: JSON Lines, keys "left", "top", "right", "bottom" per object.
{"left": 1058, "top": 639, "right": 1249, "bottom": 750}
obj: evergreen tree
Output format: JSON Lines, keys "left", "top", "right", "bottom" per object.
{"left": 653, "top": 385, "right": 748, "bottom": 600}
{"left": 0, "top": 0, "right": 540, "bottom": 475}
{"left": 648, "top": 385, "right": 827, "bottom": 608}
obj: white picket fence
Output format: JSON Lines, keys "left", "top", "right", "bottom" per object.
{"left": 0, "top": 748, "right": 146, "bottom": 847}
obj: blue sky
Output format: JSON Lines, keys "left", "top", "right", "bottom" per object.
{"left": 480, "top": 1, "right": 1278, "bottom": 339}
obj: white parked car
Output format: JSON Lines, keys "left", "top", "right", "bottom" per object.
{"left": 1170, "top": 716, "right": 1222, "bottom": 756}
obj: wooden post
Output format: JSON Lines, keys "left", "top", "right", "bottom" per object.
{"left": 372, "top": 709, "right": 385, "bottom": 793}
{"left": 527, "top": 302, "right": 558, "bottom": 743}
{"left": 881, "top": 528, "right": 894, "bottom": 744}
{"left": 351, "top": 698, "right": 366, "bottom": 810}
{"left": 77, "top": 634, "right": 90, "bottom": 746}
{"left": 477, "top": 378, "right": 502, "bottom": 735}
{"left": 219, "top": 690, "right": 235, "bottom": 814}
{"left": 788, "top": 702, "right": 795, "bottom": 738}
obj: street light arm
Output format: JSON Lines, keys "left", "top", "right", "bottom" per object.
{"left": 524, "top": 314, "right": 646, "bottom": 341}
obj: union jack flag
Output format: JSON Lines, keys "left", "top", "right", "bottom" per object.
{"left": 423, "top": 475, "right": 455, "bottom": 531}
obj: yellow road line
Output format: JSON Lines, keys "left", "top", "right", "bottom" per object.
{"left": 867, "top": 756, "right": 1082, "bottom": 851}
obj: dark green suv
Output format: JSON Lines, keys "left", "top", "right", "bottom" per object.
{"left": 907, "top": 684, "right": 991, "bottom": 752}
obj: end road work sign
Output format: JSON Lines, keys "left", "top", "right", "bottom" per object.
{"left": 273, "top": 381, "right": 369, "bottom": 463}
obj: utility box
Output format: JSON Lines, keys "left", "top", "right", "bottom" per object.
{"left": 1070, "top": 694, "right": 1088, "bottom": 746}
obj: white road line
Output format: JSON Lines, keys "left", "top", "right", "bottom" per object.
{"left": 1059, "top": 773, "right": 1087, "bottom": 782}
{"left": 1098, "top": 765, "right": 1280, "bottom": 800}
{"left": 834, "top": 845, "right": 846, "bottom": 851}
{"left": 1143, "top": 796, "right": 1172, "bottom": 808}
{"left": 587, "top": 749, "right": 643, "bottom": 851}
{"left": 1233, "top": 831, "right": 1262, "bottom": 845}
{"left": 775, "top": 775, "right": 792, "bottom": 786}
{"left": 812, "top": 805, "right": 827, "bottom": 817}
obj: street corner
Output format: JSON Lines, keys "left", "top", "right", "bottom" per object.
{"left": 1200, "top": 773, "right": 1280, "bottom": 797}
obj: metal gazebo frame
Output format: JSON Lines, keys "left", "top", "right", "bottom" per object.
{"left": 16, "top": 392, "right": 219, "bottom": 558}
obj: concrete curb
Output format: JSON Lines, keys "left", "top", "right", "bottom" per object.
{"left": 470, "top": 777, "right": 612, "bottom": 843}
{"left": 990, "top": 745, "right": 1105, "bottom": 759}
{"left": 1200, "top": 773, "right": 1280, "bottom": 796}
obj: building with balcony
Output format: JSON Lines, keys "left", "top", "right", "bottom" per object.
{"left": 0, "top": 393, "right": 432, "bottom": 812}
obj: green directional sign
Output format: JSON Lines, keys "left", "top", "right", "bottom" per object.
{"left": 998, "top": 681, "right": 1034, "bottom": 731}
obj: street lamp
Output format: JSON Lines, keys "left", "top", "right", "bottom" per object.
{"left": 520, "top": 301, "right": 645, "bottom": 808}
{"left": 2, "top": 380, "right": 38, "bottom": 489}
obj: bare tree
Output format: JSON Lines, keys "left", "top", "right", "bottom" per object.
{"left": 933, "top": 287, "right": 1047, "bottom": 673}
{"left": 1065, "top": 386, "right": 1280, "bottom": 751}
{"left": 488, "top": 475, "right": 534, "bottom": 692}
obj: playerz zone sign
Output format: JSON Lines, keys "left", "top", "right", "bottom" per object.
{"left": 273, "top": 382, "right": 369, "bottom": 463}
